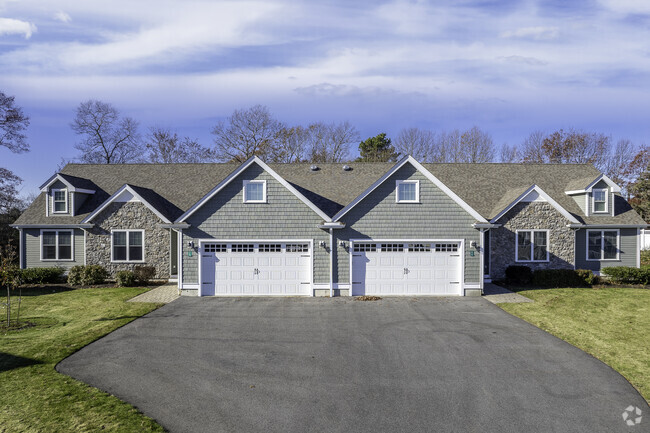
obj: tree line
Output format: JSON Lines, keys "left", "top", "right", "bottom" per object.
{"left": 1, "top": 91, "right": 650, "bottom": 228}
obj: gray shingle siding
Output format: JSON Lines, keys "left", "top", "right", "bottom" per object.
{"left": 574, "top": 228, "right": 638, "bottom": 271}
{"left": 24, "top": 228, "right": 84, "bottom": 269}
{"left": 182, "top": 164, "right": 329, "bottom": 285}
{"left": 571, "top": 194, "right": 588, "bottom": 215}
{"left": 47, "top": 180, "right": 72, "bottom": 216}
{"left": 335, "top": 164, "right": 481, "bottom": 284}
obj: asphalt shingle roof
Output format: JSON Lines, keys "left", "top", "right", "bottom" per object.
{"left": 14, "top": 161, "right": 645, "bottom": 226}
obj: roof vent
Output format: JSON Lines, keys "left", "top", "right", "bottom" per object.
{"left": 342, "top": 165, "right": 352, "bottom": 171}
{"left": 310, "top": 164, "right": 319, "bottom": 171}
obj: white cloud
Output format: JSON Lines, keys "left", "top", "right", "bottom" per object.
{"left": 53, "top": 11, "right": 71, "bottom": 23}
{"left": 0, "top": 17, "right": 36, "bottom": 38}
{"left": 599, "top": 0, "right": 650, "bottom": 15}
{"left": 500, "top": 26, "right": 559, "bottom": 41}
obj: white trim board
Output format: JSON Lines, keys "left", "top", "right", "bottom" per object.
{"left": 176, "top": 156, "right": 331, "bottom": 223}
{"left": 39, "top": 173, "right": 95, "bottom": 194}
{"left": 82, "top": 184, "right": 171, "bottom": 224}
{"left": 490, "top": 184, "right": 580, "bottom": 224}
{"left": 333, "top": 156, "right": 487, "bottom": 223}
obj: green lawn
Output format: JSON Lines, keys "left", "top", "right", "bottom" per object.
{"left": 0, "top": 286, "right": 165, "bottom": 433}
{"left": 499, "top": 287, "right": 650, "bottom": 403}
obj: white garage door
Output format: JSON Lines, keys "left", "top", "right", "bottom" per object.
{"left": 200, "top": 242, "right": 311, "bottom": 296}
{"left": 351, "top": 241, "right": 462, "bottom": 296}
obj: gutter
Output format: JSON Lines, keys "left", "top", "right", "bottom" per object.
{"left": 158, "top": 223, "right": 191, "bottom": 229}
{"left": 10, "top": 223, "right": 94, "bottom": 229}
{"left": 566, "top": 223, "right": 648, "bottom": 229}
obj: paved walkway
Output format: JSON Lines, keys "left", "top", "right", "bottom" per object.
{"left": 483, "top": 282, "right": 533, "bottom": 304}
{"left": 127, "top": 282, "right": 179, "bottom": 304}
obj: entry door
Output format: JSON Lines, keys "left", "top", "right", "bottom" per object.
{"left": 351, "top": 241, "right": 462, "bottom": 296}
{"left": 200, "top": 242, "right": 311, "bottom": 296}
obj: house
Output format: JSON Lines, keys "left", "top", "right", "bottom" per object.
{"left": 12, "top": 156, "right": 645, "bottom": 297}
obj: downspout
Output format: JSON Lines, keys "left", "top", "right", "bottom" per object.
{"left": 18, "top": 228, "right": 23, "bottom": 269}
{"left": 329, "top": 228, "right": 334, "bottom": 297}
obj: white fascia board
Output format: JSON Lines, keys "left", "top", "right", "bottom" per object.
{"left": 39, "top": 173, "right": 96, "bottom": 194}
{"left": 565, "top": 190, "right": 586, "bottom": 195}
{"left": 585, "top": 174, "right": 622, "bottom": 193}
{"left": 176, "top": 156, "right": 331, "bottom": 223}
{"left": 332, "top": 155, "right": 488, "bottom": 223}
{"left": 10, "top": 223, "right": 94, "bottom": 229}
{"left": 491, "top": 185, "right": 580, "bottom": 224}
{"left": 569, "top": 224, "right": 648, "bottom": 229}
{"left": 473, "top": 222, "right": 501, "bottom": 228}
{"left": 82, "top": 184, "right": 171, "bottom": 224}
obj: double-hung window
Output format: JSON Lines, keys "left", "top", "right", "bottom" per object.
{"left": 243, "top": 180, "right": 266, "bottom": 203}
{"left": 587, "top": 230, "right": 618, "bottom": 260}
{"left": 41, "top": 230, "right": 73, "bottom": 261}
{"left": 592, "top": 189, "right": 608, "bottom": 213}
{"left": 516, "top": 230, "right": 548, "bottom": 262}
{"left": 396, "top": 180, "right": 419, "bottom": 203}
{"left": 112, "top": 230, "right": 144, "bottom": 262}
{"left": 52, "top": 189, "right": 68, "bottom": 213}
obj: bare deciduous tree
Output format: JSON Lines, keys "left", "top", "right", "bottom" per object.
{"left": 395, "top": 127, "right": 435, "bottom": 161}
{"left": 0, "top": 91, "right": 30, "bottom": 214}
{"left": 306, "top": 121, "right": 359, "bottom": 163}
{"left": 499, "top": 143, "right": 521, "bottom": 162}
{"left": 459, "top": 126, "right": 495, "bottom": 163}
{"left": 71, "top": 99, "right": 142, "bottom": 164}
{"left": 211, "top": 105, "right": 283, "bottom": 162}
{"left": 146, "top": 127, "right": 214, "bottom": 163}
{"left": 520, "top": 130, "right": 546, "bottom": 163}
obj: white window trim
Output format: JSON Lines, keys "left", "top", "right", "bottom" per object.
{"left": 395, "top": 180, "right": 420, "bottom": 203}
{"left": 111, "top": 229, "right": 146, "bottom": 263}
{"left": 515, "top": 229, "right": 550, "bottom": 263}
{"left": 586, "top": 229, "right": 620, "bottom": 261}
{"left": 51, "top": 188, "right": 68, "bottom": 214}
{"left": 242, "top": 180, "right": 267, "bottom": 203}
{"left": 40, "top": 229, "right": 74, "bottom": 261}
{"left": 592, "top": 188, "right": 608, "bottom": 213}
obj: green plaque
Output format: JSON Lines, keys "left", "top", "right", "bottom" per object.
{"left": 469, "top": 251, "right": 475, "bottom": 257}
{"left": 188, "top": 251, "right": 193, "bottom": 257}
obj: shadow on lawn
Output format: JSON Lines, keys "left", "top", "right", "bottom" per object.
{"left": 0, "top": 352, "right": 42, "bottom": 372}
{"left": 8, "top": 285, "right": 76, "bottom": 297}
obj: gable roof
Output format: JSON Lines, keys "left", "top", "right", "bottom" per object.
{"left": 13, "top": 160, "right": 645, "bottom": 227}
{"left": 331, "top": 156, "right": 487, "bottom": 223}
{"left": 39, "top": 173, "right": 96, "bottom": 194}
{"left": 490, "top": 185, "right": 580, "bottom": 224}
{"left": 82, "top": 184, "right": 172, "bottom": 224}
{"left": 176, "top": 156, "right": 331, "bottom": 222}
{"left": 565, "top": 173, "right": 622, "bottom": 194}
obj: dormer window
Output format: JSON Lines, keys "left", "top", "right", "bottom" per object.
{"left": 592, "top": 188, "right": 607, "bottom": 213}
{"left": 396, "top": 180, "right": 419, "bottom": 203}
{"left": 243, "top": 180, "right": 266, "bottom": 203}
{"left": 52, "top": 189, "right": 68, "bottom": 213}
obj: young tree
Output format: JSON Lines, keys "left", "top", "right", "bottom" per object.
{"left": 146, "top": 127, "right": 214, "bottom": 163}
{"left": 211, "top": 105, "right": 283, "bottom": 162}
{"left": 357, "top": 133, "right": 399, "bottom": 162}
{"left": 71, "top": 99, "right": 142, "bottom": 164}
{"left": 395, "top": 127, "right": 435, "bottom": 161}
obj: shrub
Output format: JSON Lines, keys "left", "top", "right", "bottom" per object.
{"left": 532, "top": 269, "right": 590, "bottom": 288}
{"left": 575, "top": 269, "right": 599, "bottom": 286}
{"left": 115, "top": 270, "right": 137, "bottom": 287}
{"left": 21, "top": 267, "right": 65, "bottom": 284}
{"left": 602, "top": 267, "right": 650, "bottom": 285}
{"left": 133, "top": 265, "right": 156, "bottom": 283}
{"left": 505, "top": 265, "right": 532, "bottom": 285}
{"left": 67, "top": 265, "right": 108, "bottom": 286}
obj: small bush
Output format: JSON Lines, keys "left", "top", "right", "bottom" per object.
{"left": 67, "top": 265, "right": 108, "bottom": 286}
{"left": 115, "top": 270, "right": 137, "bottom": 287}
{"left": 602, "top": 267, "right": 650, "bottom": 285}
{"left": 21, "top": 267, "right": 65, "bottom": 284}
{"left": 133, "top": 265, "right": 156, "bottom": 283}
{"left": 575, "top": 269, "right": 599, "bottom": 286}
{"left": 505, "top": 265, "right": 532, "bottom": 285}
{"left": 532, "top": 269, "right": 590, "bottom": 288}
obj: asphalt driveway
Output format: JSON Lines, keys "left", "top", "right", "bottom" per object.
{"left": 57, "top": 297, "right": 647, "bottom": 433}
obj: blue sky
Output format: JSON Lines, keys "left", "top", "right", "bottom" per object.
{"left": 1, "top": 0, "right": 649, "bottom": 195}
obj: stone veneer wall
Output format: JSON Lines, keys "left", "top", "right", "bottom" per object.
{"left": 86, "top": 202, "right": 170, "bottom": 278}
{"left": 490, "top": 202, "right": 574, "bottom": 280}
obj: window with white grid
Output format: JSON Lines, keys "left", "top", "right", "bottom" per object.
{"left": 286, "top": 243, "right": 309, "bottom": 253}
{"left": 259, "top": 243, "right": 282, "bottom": 253}
{"left": 353, "top": 243, "right": 377, "bottom": 252}
{"left": 232, "top": 243, "right": 254, "bottom": 253}
{"left": 408, "top": 243, "right": 431, "bottom": 252}
{"left": 434, "top": 243, "right": 458, "bottom": 252}
{"left": 381, "top": 243, "right": 404, "bottom": 252}
{"left": 204, "top": 244, "right": 226, "bottom": 253}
